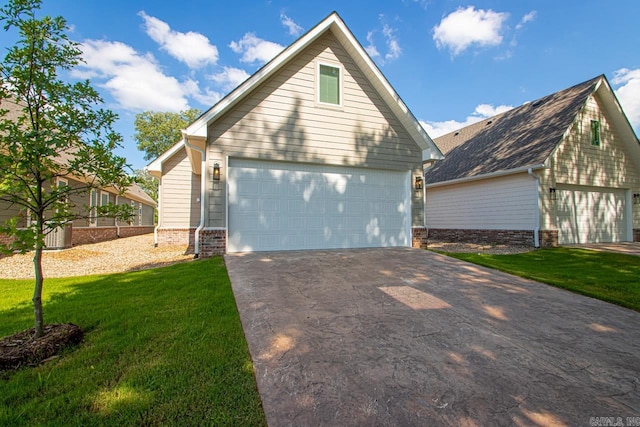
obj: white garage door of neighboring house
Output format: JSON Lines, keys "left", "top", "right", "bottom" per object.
{"left": 228, "top": 159, "right": 411, "bottom": 252}
{"left": 556, "top": 186, "right": 627, "bottom": 244}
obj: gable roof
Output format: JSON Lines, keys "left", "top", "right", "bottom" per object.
{"left": 425, "top": 76, "right": 604, "bottom": 185}
{"left": 173, "top": 11, "right": 442, "bottom": 167}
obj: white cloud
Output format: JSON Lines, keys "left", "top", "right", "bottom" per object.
{"left": 612, "top": 68, "right": 640, "bottom": 132}
{"left": 182, "top": 79, "right": 223, "bottom": 106}
{"left": 516, "top": 10, "right": 537, "bottom": 30}
{"left": 139, "top": 11, "right": 218, "bottom": 69}
{"left": 365, "top": 17, "right": 401, "bottom": 65}
{"left": 433, "top": 6, "right": 508, "bottom": 56}
{"left": 420, "top": 103, "right": 513, "bottom": 138}
{"left": 365, "top": 31, "right": 380, "bottom": 59}
{"left": 73, "top": 39, "right": 214, "bottom": 112}
{"left": 209, "top": 66, "right": 250, "bottom": 91}
{"left": 382, "top": 24, "right": 402, "bottom": 61}
{"left": 280, "top": 14, "right": 303, "bottom": 36}
{"left": 229, "top": 33, "right": 284, "bottom": 65}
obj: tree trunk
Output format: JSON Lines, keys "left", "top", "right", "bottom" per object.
{"left": 32, "top": 245, "right": 45, "bottom": 338}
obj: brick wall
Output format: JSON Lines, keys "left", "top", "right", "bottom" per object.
{"left": 157, "top": 227, "right": 225, "bottom": 258}
{"left": 72, "top": 227, "right": 118, "bottom": 245}
{"left": 199, "top": 229, "right": 226, "bottom": 257}
{"left": 540, "top": 230, "right": 559, "bottom": 247}
{"left": 427, "top": 228, "right": 536, "bottom": 247}
{"left": 412, "top": 227, "right": 428, "bottom": 249}
{"left": 157, "top": 228, "right": 196, "bottom": 252}
{"left": 71, "top": 226, "right": 153, "bottom": 246}
{"left": 634, "top": 229, "right": 640, "bottom": 243}
{"left": 118, "top": 226, "right": 155, "bottom": 238}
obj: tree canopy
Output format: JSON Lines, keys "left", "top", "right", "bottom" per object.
{"left": 0, "top": 0, "right": 134, "bottom": 337}
{"left": 134, "top": 109, "right": 201, "bottom": 161}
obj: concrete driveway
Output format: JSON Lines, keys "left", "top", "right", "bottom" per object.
{"left": 225, "top": 248, "right": 640, "bottom": 426}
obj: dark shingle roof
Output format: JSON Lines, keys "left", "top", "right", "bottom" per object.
{"left": 425, "top": 75, "right": 602, "bottom": 184}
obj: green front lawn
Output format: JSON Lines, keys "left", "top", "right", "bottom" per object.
{"left": 0, "top": 258, "right": 266, "bottom": 426}
{"left": 443, "top": 248, "right": 640, "bottom": 312}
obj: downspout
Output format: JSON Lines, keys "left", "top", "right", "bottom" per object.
{"left": 527, "top": 168, "right": 540, "bottom": 248}
{"left": 184, "top": 137, "right": 206, "bottom": 259}
{"left": 153, "top": 178, "right": 161, "bottom": 247}
{"left": 114, "top": 195, "right": 120, "bottom": 238}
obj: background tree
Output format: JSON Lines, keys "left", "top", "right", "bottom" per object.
{"left": 0, "top": 0, "right": 133, "bottom": 338}
{"left": 134, "top": 169, "right": 158, "bottom": 202}
{"left": 134, "top": 108, "right": 201, "bottom": 161}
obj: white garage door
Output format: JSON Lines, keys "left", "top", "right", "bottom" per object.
{"left": 556, "top": 186, "right": 627, "bottom": 244}
{"left": 228, "top": 159, "right": 411, "bottom": 252}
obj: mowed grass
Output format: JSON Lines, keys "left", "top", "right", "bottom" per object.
{"left": 0, "top": 258, "right": 266, "bottom": 426}
{"left": 444, "top": 248, "right": 640, "bottom": 312}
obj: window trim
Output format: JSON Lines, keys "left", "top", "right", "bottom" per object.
{"left": 89, "top": 189, "right": 98, "bottom": 227}
{"left": 590, "top": 119, "right": 601, "bottom": 147}
{"left": 316, "top": 61, "right": 343, "bottom": 108}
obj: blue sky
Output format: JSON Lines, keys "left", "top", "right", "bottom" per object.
{"left": 9, "top": 0, "right": 639, "bottom": 170}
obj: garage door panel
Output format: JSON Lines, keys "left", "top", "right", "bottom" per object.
{"left": 557, "top": 187, "right": 626, "bottom": 244}
{"left": 228, "top": 159, "right": 410, "bottom": 252}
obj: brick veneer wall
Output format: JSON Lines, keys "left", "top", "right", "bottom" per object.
{"left": 427, "top": 228, "right": 536, "bottom": 247}
{"left": 412, "top": 227, "right": 428, "bottom": 249}
{"left": 157, "top": 228, "right": 225, "bottom": 257}
{"left": 118, "top": 226, "right": 155, "bottom": 238}
{"left": 72, "top": 227, "right": 118, "bottom": 245}
{"left": 157, "top": 228, "right": 197, "bottom": 252}
{"left": 72, "top": 226, "right": 154, "bottom": 246}
{"left": 539, "top": 230, "right": 559, "bottom": 247}
{"left": 634, "top": 229, "right": 640, "bottom": 242}
{"left": 199, "top": 229, "right": 226, "bottom": 258}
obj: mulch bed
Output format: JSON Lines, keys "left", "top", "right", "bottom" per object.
{"left": 0, "top": 323, "right": 83, "bottom": 372}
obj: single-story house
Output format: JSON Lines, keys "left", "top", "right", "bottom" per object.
{"left": 148, "top": 12, "right": 443, "bottom": 257}
{"left": 0, "top": 98, "right": 157, "bottom": 249}
{"left": 424, "top": 75, "right": 640, "bottom": 246}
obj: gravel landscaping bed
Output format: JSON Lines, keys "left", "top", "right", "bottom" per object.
{"left": 1, "top": 234, "right": 193, "bottom": 279}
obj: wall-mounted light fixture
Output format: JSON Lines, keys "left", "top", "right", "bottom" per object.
{"left": 213, "top": 163, "right": 221, "bottom": 181}
{"left": 414, "top": 176, "right": 423, "bottom": 191}
{"left": 634, "top": 193, "right": 640, "bottom": 205}
{"left": 549, "top": 187, "right": 557, "bottom": 201}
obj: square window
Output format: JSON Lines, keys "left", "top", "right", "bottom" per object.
{"left": 318, "top": 64, "right": 340, "bottom": 105}
{"left": 591, "top": 120, "right": 601, "bottom": 146}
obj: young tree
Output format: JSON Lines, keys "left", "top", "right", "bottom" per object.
{"left": 134, "top": 108, "right": 201, "bottom": 161}
{"left": 0, "top": 0, "right": 133, "bottom": 338}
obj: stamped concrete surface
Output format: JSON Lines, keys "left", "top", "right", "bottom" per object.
{"left": 225, "top": 248, "right": 640, "bottom": 426}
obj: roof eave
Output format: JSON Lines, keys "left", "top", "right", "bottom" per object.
{"left": 425, "top": 163, "right": 547, "bottom": 188}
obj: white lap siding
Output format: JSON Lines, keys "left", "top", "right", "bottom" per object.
{"left": 426, "top": 173, "right": 537, "bottom": 230}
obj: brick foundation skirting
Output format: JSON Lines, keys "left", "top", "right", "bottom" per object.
{"left": 156, "top": 228, "right": 226, "bottom": 257}
{"left": 156, "top": 228, "right": 197, "bottom": 252}
{"left": 539, "top": 230, "right": 558, "bottom": 247}
{"left": 72, "top": 226, "right": 153, "bottom": 246}
{"left": 412, "top": 227, "right": 428, "bottom": 249}
{"left": 199, "top": 229, "right": 226, "bottom": 258}
{"left": 634, "top": 229, "right": 640, "bottom": 243}
{"left": 426, "top": 228, "right": 537, "bottom": 247}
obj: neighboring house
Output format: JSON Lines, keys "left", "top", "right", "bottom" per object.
{"left": 0, "top": 98, "right": 157, "bottom": 249}
{"left": 148, "top": 12, "right": 443, "bottom": 257}
{"left": 424, "top": 75, "right": 640, "bottom": 247}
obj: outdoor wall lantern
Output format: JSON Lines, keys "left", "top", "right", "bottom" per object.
{"left": 213, "top": 163, "right": 221, "bottom": 181}
{"left": 414, "top": 176, "right": 423, "bottom": 191}
{"left": 549, "top": 187, "right": 557, "bottom": 201}
{"left": 634, "top": 193, "right": 640, "bottom": 205}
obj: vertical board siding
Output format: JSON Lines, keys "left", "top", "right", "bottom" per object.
{"left": 426, "top": 173, "right": 536, "bottom": 230}
{"left": 161, "top": 147, "right": 201, "bottom": 228}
